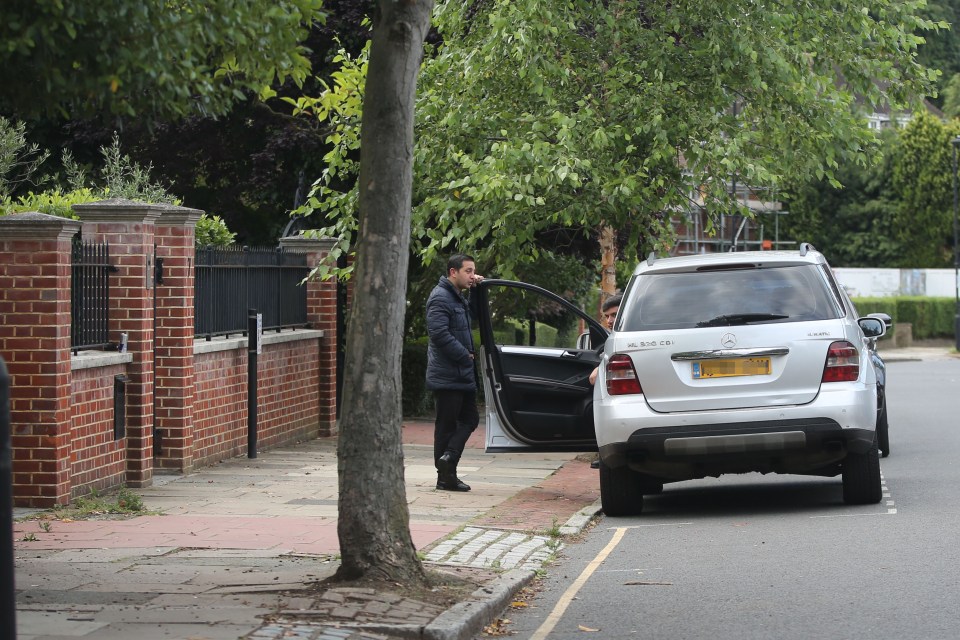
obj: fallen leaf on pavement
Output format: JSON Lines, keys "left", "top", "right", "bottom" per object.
{"left": 482, "top": 618, "right": 512, "bottom": 636}
{"left": 624, "top": 580, "right": 673, "bottom": 586}
{"left": 510, "top": 601, "right": 528, "bottom": 608}
{"left": 578, "top": 625, "right": 600, "bottom": 632}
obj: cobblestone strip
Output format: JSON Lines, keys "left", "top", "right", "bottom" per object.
{"left": 424, "top": 526, "right": 562, "bottom": 570}
{"left": 247, "top": 623, "right": 392, "bottom": 639}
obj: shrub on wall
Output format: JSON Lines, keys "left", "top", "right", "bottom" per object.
{"left": 195, "top": 214, "right": 236, "bottom": 247}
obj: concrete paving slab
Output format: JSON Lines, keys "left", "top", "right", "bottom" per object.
{"left": 12, "top": 419, "right": 602, "bottom": 640}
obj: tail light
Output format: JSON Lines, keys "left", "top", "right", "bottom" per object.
{"left": 822, "top": 341, "right": 860, "bottom": 382}
{"left": 606, "top": 354, "right": 643, "bottom": 395}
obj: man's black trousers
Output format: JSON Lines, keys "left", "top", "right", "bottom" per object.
{"left": 433, "top": 389, "right": 479, "bottom": 465}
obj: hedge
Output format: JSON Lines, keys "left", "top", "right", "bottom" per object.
{"left": 851, "top": 297, "right": 955, "bottom": 340}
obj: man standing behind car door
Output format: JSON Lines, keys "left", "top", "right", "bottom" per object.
{"left": 426, "top": 254, "right": 484, "bottom": 492}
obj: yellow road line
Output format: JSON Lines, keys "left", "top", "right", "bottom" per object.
{"left": 529, "top": 526, "right": 627, "bottom": 640}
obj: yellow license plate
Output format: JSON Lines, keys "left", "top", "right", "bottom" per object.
{"left": 692, "top": 357, "right": 771, "bottom": 379}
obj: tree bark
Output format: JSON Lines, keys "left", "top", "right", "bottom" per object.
{"left": 334, "top": 0, "right": 434, "bottom": 585}
{"left": 599, "top": 224, "right": 618, "bottom": 313}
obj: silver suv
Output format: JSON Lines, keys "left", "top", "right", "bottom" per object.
{"left": 475, "top": 245, "right": 888, "bottom": 516}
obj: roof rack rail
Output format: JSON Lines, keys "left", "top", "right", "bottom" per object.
{"left": 799, "top": 242, "right": 816, "bottom": 256}
{"left": 646, "top": 251, "right": 657, "bottom": 266}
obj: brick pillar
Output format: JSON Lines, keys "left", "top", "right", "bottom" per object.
{"left": 279, "top": 236, "right": 338, "bottom": 436}
{"left": 74, "top": 199, "right": 164, "bottom": 488}
{"left": 154, "top": 205, "right": 203, "bottom": 473}
{"left": 0, "top": 213, "right": 80, "bottom": 506}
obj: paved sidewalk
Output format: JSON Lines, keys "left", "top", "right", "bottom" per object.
{"left": 13, "top": 420, "right": 601, "bottom": 640}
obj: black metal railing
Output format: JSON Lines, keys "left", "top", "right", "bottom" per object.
{"left": 194, "top": 246, "right": 310, "bottom": 340}
{"left": 71, "top": 239, "right": 112, "bottom": 353}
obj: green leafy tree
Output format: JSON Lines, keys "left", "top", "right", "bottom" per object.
{"left": 297, "top": 0, "right": 940, "bottom": 284}
{"left": 0, "top": 0, "right": 324, "bottom": 120}
{"left": 0, "top": 116, "right": 49, "bottom": 201}
{"left": 782, "top": 129, "right": 903, "bottom": 267}
{"left": 892, "top": 111, "right": 960, "bottom": 267}
{"left": 941, "top": 73, "right": 960, "bottom": 118}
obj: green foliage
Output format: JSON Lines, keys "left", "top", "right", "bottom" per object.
{"left": 286, "top": 40, "right": 369, "bottom": 281}
{"left": 0, "top": 0, "right": 325, "bottom": 121}
{"left": 293, "top": 0, "right": 939, "bottom": 283}
{"left": 941, "top": 73, "right": 960, "bottom": 118}
{"left": 0, "top": 116, "right": 49, "bottom": 201}
{"left": 5, "top": 188, "right": 100, "bottom": 219}
{"left": 97, "top": 133, "right": 178, "bottom": 204}
{"left": 783, "top": 112, "right": 960, "bottom": 268}
{"left": 916, "top": 1, "right": 960, "bottom": 106}
{"left": 891, "top": 112, "right": 960, "bottom": 267}
{"left": 852, "top": 296, "right": 956, "bottom": 339}
{"left": 195, "top": 214, "right": 237, "bottom": 247}
{"left": 781, "top": 129, "right": 903, "bottom": 266}
{"left": 401, "top": 342, "right": 433, "bottom": 417}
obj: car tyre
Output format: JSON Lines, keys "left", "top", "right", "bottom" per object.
{"left": 842, "top": 437, "right": 882, "bottom": 505}
{"left": 876, "top": 403, "right": 890, "bottom": 458}
{"left": 636, "top": 473, "right": 664, "bottom": 495}
{"left": 599, "top": 461, "right": 644, "bottom": 516}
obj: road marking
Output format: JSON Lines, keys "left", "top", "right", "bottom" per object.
{"left": 810, "top": 511, "right": 896, "bottom": 519}
{"left": 612, "top": 522, "right": 693, "bottom": 529}
{"left": 529, "top": 527, "right": 627, "bottom": 640}
{"left": 814, "top": 468, "right": 896, "bottom": 517}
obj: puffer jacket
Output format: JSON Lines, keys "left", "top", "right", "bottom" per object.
{"left": 425, "top": 277, "right": 476, "bottom": 391}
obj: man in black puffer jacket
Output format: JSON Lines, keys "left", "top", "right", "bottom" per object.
{"left": 426, "top": 253, "right": 484, "bottom": 491}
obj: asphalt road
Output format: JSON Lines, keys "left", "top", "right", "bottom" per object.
{"left": 494, "top": 357, "right": 960, "bottom": 640}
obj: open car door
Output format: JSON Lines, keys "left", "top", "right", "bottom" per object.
{"left": 474, "top": 280, "right": 607, "bottom": 452}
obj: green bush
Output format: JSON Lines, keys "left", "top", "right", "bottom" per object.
{"left": 852, "top": 296, "right": 955, "bottom": 340}
{"left": 3, "top": 187, "right": 99, "bottom": 218}
{"left": 402, "top": 342, "right": 433, "bottom": 418}
{"left": 195, "top": 213, "right": 236, "bottom": 247}
{"left": 401, "top": 330, "right": 486, "bottom": 418}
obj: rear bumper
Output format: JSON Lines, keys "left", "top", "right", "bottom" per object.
{"left": 598, "top": 418, "right": 877, "bottom": 480}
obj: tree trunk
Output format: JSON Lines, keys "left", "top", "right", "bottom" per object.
{"left": 334, "top": 0, "right": 433, "bottom": 585}
{"left": 599, "top": 224, "right": 618, "bottom": 312}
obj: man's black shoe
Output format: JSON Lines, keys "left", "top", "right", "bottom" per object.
{"left": 437, "top": 452, "right": 455, "bottom": 476}
{"left": 590, "top": 459, "right": 600, "bottom": 469}
{"left": 436, "top": 477, "right": 471, "bottom": 492}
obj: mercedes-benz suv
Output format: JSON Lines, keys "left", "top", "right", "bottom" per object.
{"left": 474, "top": 245, "right": 888, "bottom": 516}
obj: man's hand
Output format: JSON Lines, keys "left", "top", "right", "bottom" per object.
{"left": 469, "top": 273, "right": 484, "bottom": 288}
{"left": 589, "top": 366, "right": 599, "bottom": 385}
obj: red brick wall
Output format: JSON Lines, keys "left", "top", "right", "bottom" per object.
{"left": 192, "top": 349, "right": 247, "bottom": 463}
{"left": 69, "top": 365, "right": 126, "bottom": 495}
{"left": 256, "top": 339, "right": 321, "bottom": 447}
{"left": 191, "top": 338, "right": 321, "bottom": 466}
{"left": 0, "top": 215, "right": 79, "bottom": 506}
{"left": 2, "top": 208, "right": 338, "bottom": 506}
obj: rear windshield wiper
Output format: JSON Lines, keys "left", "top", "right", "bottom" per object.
{"left": 695, "top": 313, "right": 789, "bottom": 327}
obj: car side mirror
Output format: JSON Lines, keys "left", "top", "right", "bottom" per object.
{"left": 858, "top": 317, "right": 886, "bottom": 339}
{"left": 576, "top": 331, "right": 591, "bottom": 350}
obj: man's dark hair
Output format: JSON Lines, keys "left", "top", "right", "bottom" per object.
{"left": 602, "top": 294, "right": 622, "bottom": 312}
{"left": 447, "top": 253, "right": 475, "bottom": 274}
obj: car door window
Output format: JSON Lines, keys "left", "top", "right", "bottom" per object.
{"left": 477, "top": 281, "right": 605, "bottom": 446}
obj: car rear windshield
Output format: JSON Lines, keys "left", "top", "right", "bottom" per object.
{"left": 619, "top": 264, "right": 843, "bottom": 331}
